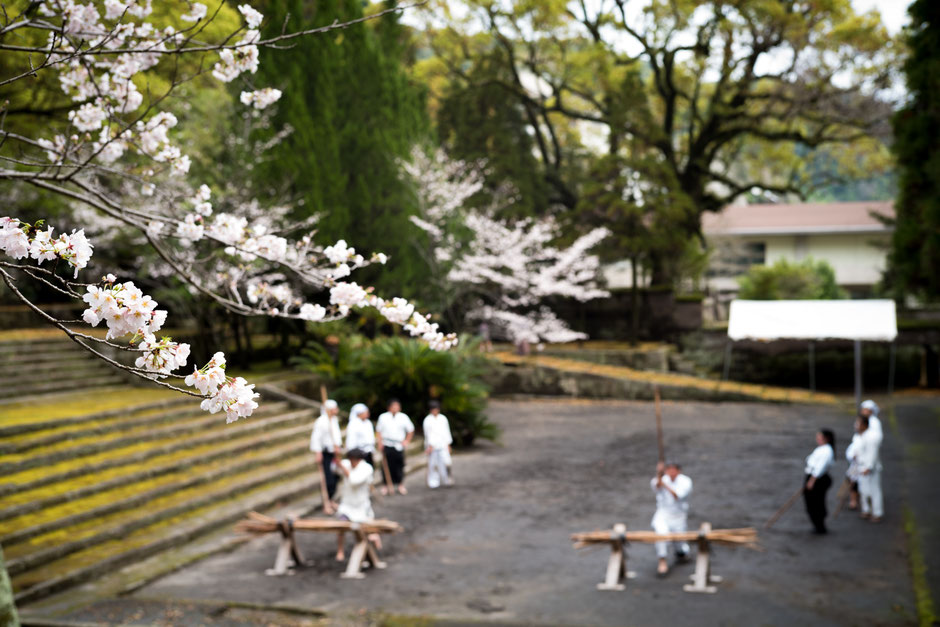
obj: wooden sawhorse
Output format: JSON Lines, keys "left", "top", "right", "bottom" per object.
{"left": 682, "top": 522, "right": 723, "bottom": 593}
{"left": 265, "top": 517, "right": 307, "bottom": 576}
{"left": 596, "top": 523, "right": 638, "bottom": 591}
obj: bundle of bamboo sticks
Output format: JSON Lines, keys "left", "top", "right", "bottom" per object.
{"left": 235, "top": 511, "right": 403, "bottom": 535}
{"left": 571, "top": 527, "right": 758, "bottom": 549}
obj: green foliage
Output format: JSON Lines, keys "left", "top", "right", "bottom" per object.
{"left": 253, "top": 0, "right": 431, "bottom": 295}
{"left": 418, "top": 0, "right": 896, "bottom": 281}
{"left": 294, "top": 336, "right": 498, "bottom": 446}
{"left": 737, "top": 259, "right": 848, "bottom": 300}
{"left": 888, "top": 0, "right": 940, "bottom": 303}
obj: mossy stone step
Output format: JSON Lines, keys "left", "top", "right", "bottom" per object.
{"left": 0, "top": 392, "right": 189, "bottom": 435}
{"left": 0, "top": 401, "right": 291, "bottom": 475}
{"left": 0, "top": 403, "right": 208, "bottom": 455}
{"left": 0, "top": 356, "right": 108, "bottom": 377}
{"left": 0, "top": 421, "right": 312, "bottom": 520}
{"left": 0, "top": 408, "right": 314, "bottom": 497}
{"left": 13, "top": 472, "right": 317, "bottom": 605}
{"left": 0, "top": 364, "right": 117, "bottom": 389}
{"left": 5, "top": 452, "right": 312, "bottom": 574}
{"left": 0, "top": 437, "right": 310, "bottom": 547}
{"left": 0, "top": 375, "right": 126, "bottom": 400}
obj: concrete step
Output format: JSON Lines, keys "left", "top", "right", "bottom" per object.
{"left": 13, "top": 470, "right": 317, "bottom": 605}
{"left": 0, "top": 375, "right": 126, "bottom": 400}
{"left": 0, "top": 437, "right": 311, "bottom": 547}
{"left": 0, "top": 356, "right": 108, "bottom": 378}
{"left": 0, "top": 421, "right": 312, "bottom": 521}
{"left": 0, "top": 408, "right": 315, "bottom": 498}
{"left": 0, "top": 364, "right": 117, "bottom": 389}
{"left": 0, "top": 404, "right": 206, "bottom": 456}
{"left": 0, "top": 396, "right": 192, "bottom": 438}
{"left": 0, "top": 401, "right": 291, "bottom": 475}
{"left": 5, "top": 451, "right": 313, "bottom": 574}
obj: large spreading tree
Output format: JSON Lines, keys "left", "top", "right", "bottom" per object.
{"left": 417, "top": 0, "right": 896, "bottom": 282}
{"left": 889, "top": 0, "right": 940, "bottom": 303}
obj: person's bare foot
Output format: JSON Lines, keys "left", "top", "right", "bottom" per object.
{"left": 870, "top": 516, "right": 883, "bottom": 523}
{"left": 335, "top": 552, "right": 345, "bottom": 562}
{"left": 398, "top": 485, "right": 408, "bottom": 495}
{"left": 656, "top": 558, "right": 669, "bottom": 578}
{"left": 380, "top": 486, "right": 389, "bottom": 496}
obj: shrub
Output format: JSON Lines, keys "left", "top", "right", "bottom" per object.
{"left": 737, "top": 258, "right": 847, "bottom": 300}
{"left": 294, "top": 335, "right": 498, "bottom": 446}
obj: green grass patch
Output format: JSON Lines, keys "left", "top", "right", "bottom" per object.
{"left": 903, "top": 505, "right": 937, "bottom": 627}
{"left": 0, "top": 387, "right": 178, "bottom": 426}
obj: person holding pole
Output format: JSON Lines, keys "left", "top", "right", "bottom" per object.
{"left": 345, "top": 403, "right": 376, "bottom": 469}
{"left": 310, "top": 399, "right": 343, "bottom": 512}
{"left": 423, "top": 400, "right": 453, "bottom": 489}
{"left": 651, "top": 460, "right": 693, "bottom": 577}
{"left": 376, "top": 398, "right": 414, "bottom": 495}
{"left": 803, "top": 429, "right": 836, "bottom": 534}
{"left": 855, "top": 414, "right": 884, "bottom": 522}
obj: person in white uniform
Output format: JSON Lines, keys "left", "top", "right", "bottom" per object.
{"left": 847, "top": 400, "right": 883, "bottom": 510}
{"left": 310, "top": 399, "right": 343, "bottom": 511}
{"left": 651, "top": 461, "right": 693, "bottom": 577}
{"left": 855, "top": 414, "right": 884, "bottom": 522}
{"left": 803, "top": 429, "right": 836, "bottom": 534}
{"left": 334, "top": 448, "right": 379, "bottom": 561}
{"left": 376, "top": 398, "right": 414, "bottom": 495}
{"left": 423, "top": 400, "right": 453, "bottom": 489}
{"left": 345, "top": 403, "right": 376, "bottom": 469}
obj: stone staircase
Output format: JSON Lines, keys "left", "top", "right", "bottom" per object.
{"left": 0, "top": 336, "right": 125, "bottom": 400}
{"left": 0, "top": 389, "right": 320, "bottom": 605}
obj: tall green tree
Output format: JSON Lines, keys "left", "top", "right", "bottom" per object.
{"left": 419, "top": 0, "right": 896, "bottom": 283}
{"left": 254, "top": 0, "right": 430, "bottom": 294}
{"left": 889, "top": 0, "right": 940, "bottom": 302}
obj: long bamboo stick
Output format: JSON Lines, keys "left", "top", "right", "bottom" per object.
{"left": 654, "top": 385, "right": 665, "bottom": 463}
{"left": 764, "top": 485, "right": 804, "bottom": 529}
{"left": 318, "top": 385, "right": 336, "bottom": 515}
{"left": 571, "top": 527, "right": 758, "bottom": 548}
{"left": 235, "top": 512, "right": 402, "bottom": 535}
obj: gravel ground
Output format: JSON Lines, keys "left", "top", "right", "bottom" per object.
{"left": 55, "top": 399, "right": 922, "bottom": 626}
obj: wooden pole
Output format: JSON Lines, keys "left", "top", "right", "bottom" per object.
{"left": 764, "top": 485, "right": 804, "bottom": 529}
{"left": 854, "top": 340, "right": 863, "bottom": 409}
{"left": 319, "top": 385, "right": 335, "bottom": 515}
{"left": 380, "top": 448, "right": 395, "bottom": 494}
{"left": 654, "top": 385, "right": 665, "bottom": 463}
{"left": 831, "top": 477, "right": 853, "bottom": 520}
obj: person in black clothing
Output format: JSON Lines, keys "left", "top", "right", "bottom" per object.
{"left": 803, "top": 429, "right": 836, "bottom": 534}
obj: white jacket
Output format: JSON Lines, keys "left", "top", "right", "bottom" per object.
{"left": 651, "top": 474, "right": 692, "bottom": 518}
{"left": 337, "top": 460, "right": 375, "bottom": 522}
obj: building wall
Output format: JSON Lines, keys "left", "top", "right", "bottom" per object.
{"left": 706, "top": 231, "right": 890, "bottom": 292}
{"left": 763, "top": 232, "right": 890, "bottom": 286}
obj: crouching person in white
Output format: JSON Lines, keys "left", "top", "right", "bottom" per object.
{"left": 855, "top": 414, "right": 884, "bottom": 522}
{"left": 335, "top": 448, "right": 381, "bottom": 562}
{"left": 651, "top": 460, "right": 693, "bottom": 577}
{"left": 423, "top": 400, "right": 453, "bottom": 489}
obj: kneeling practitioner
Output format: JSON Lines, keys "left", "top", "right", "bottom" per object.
{"left": 651, "top": 461, "right": 693, "bottom": 577}
{"left": 423, "top": 400, "right": 453, "bottom": 489}
{"left": 335, "top": 448, "right": 380, "bottom": 561}
{"left": 376, "top": 398, "right": 414, "bottom": 495}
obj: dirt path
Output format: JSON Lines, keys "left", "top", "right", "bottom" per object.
{"left": 59, "top": 399, "right": 920, "bottom": 626}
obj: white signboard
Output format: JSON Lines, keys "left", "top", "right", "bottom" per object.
{"left": 727, "top": 299, "right": 898, "bottom": 342}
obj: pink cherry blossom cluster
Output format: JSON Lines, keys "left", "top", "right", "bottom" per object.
{"left": 186, "top": 352, "right": 259, "bottom": 423}
{"left": 135, "top": 334, "right": 192, "bottom": 375}
{"left": 0, "top": 218, "right": 94, "bottom": 278}
{"left": 406, "top": 147, "right": 609, "bottom": 344}
{"left": 82, "top": 276, "right": 168, "bottom": 339}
